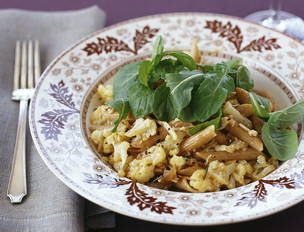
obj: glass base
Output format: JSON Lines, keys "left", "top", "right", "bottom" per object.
{"left": 245, "top": 10, "right": 304, "bottom": 42}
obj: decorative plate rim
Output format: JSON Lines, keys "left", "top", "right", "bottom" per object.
{"left": 29, "top": 12, "right": 304, "bottom": 225}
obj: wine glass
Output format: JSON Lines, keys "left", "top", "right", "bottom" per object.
{"left": 245, "top": 0, "right": 304, "bottom": 42}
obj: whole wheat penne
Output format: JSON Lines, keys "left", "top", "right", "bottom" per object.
{"left": 236, "top": 87, "right": 250, "bottom": 104}
{"left": 190, "top": 39, "right": 201, "bottom": 63}
{"left": 251, "top": 114, "right": 264, "bottom": 133}
{"left": 223, "top": 101, "right": 252, "bottom": 129}
{"left": 180, "top": 125, "right": 216, "bottom": 151}
{"left": 215, "top": 131, "right": 229, "bottom": 145}
{"left": 225, "top": 122, "right": 263, "bottom": 151}
{"left": 229, "top": 99, "right": 239, "bottom": 105}
{"left": 195, "top": 148, "right": 264, "bottom": 161}
{"left": 236, "top": 104, "right": 253, "bottom": 117}
{"left": 177, "top": 166, "right": 199, "bottom": 176}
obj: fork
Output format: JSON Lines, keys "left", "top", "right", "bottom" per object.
{"left": 7, "top": 41, "right": 41, "bottom": 203}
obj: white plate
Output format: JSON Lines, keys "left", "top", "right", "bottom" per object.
{"left": 29, "top": 13, "right": 304, "bottom": 225}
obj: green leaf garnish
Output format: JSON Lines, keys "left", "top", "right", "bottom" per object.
{"left": 107, "top": 98, "right": 130, "bottom": 132}
{"left": 235, "top": 66, "right": 254, "bottom": 90}
{"left": 249, "top": 92, "right": 271, "bottom": 118}
{"left": 268, "top": 100, "right": 304, "bottom": 129}
{"left": 261, "top": 122, "right": 298, "bottom": 161}
{"left": 138, "top": 60, "right": 152, "bottom": 87}
{"left": 152, "top": 84, "right": 177, "bottom": 121}
{"left": 188, "top": 110, "right": 222, "bottom": 135}
{"left": 128, "top": 83, "right": 154, "bottom": 118}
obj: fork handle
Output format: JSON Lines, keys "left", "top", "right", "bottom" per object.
{"left": 7, "top": 99, "right": 28, "bottom": 203}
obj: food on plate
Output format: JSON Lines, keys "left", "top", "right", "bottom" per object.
{"left": 89, "top": 36, "right": 304, "bottom": 192}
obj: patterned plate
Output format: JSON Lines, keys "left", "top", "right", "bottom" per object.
{"left": 29, "top": 13, "right": 304, "bottom": 225}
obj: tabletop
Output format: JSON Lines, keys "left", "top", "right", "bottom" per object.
{"left": 0, "top": 0, "right": 303, "bottom": 232}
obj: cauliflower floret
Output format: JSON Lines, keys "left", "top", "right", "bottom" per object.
{"left": 125, "top": 118, "right": 157, "bottom": 141}
{"left": 103, "top": 132, "right": 126, "bottom": 153}
{"left": 97, "top": 84, "right": 113, "bottom": 103}
{"left": 112, "top": 141, "right": 130, "bottom": 176}
{"left": 127, "top": 145, "right": 166, "bottom": 183}
{"left": 90, "top": 130, "right": 104, "bottom": 145}
{"left": 233, "top": 162, "right": 247, "bottom": 185}
{"left": 207, "top": 160, "right": 236, "bottom": 187}
{"left": 169, "top": 155, "right": 186, "bottom": 169}
{"left": 215, "top": 137, "right": 248, "bottom": 153}
{"left": 158, "top": 121, "right": 177, "bottom": 140}
{"left": 189, "top": 169, "right": 215, "bottom": 192}
{"left": 160, "top": 130, "right": 187, "bottom": 156}
{"left": 91, "top": 105, "right": 118, "bottom": 125}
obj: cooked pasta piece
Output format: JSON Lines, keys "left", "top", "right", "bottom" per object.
{"left": 225, "top": 121, "right": 263, "bottom": 151}
{"left": 180, "top": 125, "right": 216, "bottom": 151}
{"left": 223, "top": 101, "right": 252, "bottom": 129}
{"left": 236, "top": 87, "right": 250, "bottom": 104}
{"left": 236, "top": 104, "right": 253, "bottom": 117}
{"left": 195, "top": 148, "right": 264, "bottom": 161}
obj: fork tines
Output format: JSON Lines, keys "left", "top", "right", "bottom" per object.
{"left": 13, "top": 40, "right": 40, "bottom": 91}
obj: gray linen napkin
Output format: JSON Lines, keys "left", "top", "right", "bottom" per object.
{"left": 0, "top": 6, "right": 115, "bottom": 232}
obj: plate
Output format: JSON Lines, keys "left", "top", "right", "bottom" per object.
{"left": 29, "top": 13, "right": 304, "bottom": 225}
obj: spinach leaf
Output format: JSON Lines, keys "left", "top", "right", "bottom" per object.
{"left": 235, "top": 66, "right": 254, "bottom": 90}
{"left": 268, "top": 100, "right": 304, "bottom": 129}
{"left": 164, "top": 70, "right": 204, "bottom": 112}
{"left": 152, "top": 36, "right": 164, "bottom": 59}
{"left": 138, "top": 60, "right": 152, "bottom": 87}
{"left": 107, "top": 98, "right": 130, "bottom": 132}
{"left": 113, "top": 61, "right": 140, "bottom": 100}
{"left": 162, "top": 51, "right": 196, "bottom": 70}
{"left": 128, "top": 84, "right": 154, "bottom": 118}
{"left": 261, "top": 122, "right": 298, "bottom": 161}
{"left": 188, "top": 110, "right": 222, "bottom": 135}
{"left": 152, "top": 84, "right": 177, "bottom": 121}
{"left": 249, "top": 92, "right": 271, "bottom": 118}
{"left": 179, "top": 75, "right": 229, "bottom": 122}
{"left": 197, "top": 63, "right": 215, "bottom": 73}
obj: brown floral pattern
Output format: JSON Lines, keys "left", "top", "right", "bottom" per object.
{"left": 205, "top": 20, "right": 281, "bottom": 53}
{"left": 82, "top": 25, "right": 159, "bottom": 56}
{"left": 235, "top": 170, "right": 304, "bottom": 208}
{"left": 83, "top": 173, "right": 176, "bottom": 214}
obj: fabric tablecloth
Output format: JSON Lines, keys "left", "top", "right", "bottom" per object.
{"left": 0, "top": 6, "right": 115, "bottom": 232}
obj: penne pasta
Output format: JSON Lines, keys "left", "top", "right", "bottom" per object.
{"left": 190, "top": 39, "right": 201, "bottom": 63}
{"left": 223, "top": 101, "right": 252, "bottom": 129}
{"left": 236, "top": 87, "right": 250, "bottom": 104}
{"left": 251, "top": 114, "right": 264, "bottom": 133}
{"left": 225, "top": 121, "right": 263, "bottom": 151}
{"left": 236, "top": 104, "right": 253, "bottom": 117}
{"left": 195, "top": 148, "right": 264, "bottom": 161}
{"left": 180, "top": 125, "right": 216, "bottom": 151}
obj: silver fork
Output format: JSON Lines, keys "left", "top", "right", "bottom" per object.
{"left": 7, "top": 40, "right": 41, "bottom": 203}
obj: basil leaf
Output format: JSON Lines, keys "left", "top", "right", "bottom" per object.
{"left": 162, "top": 51, "right": 196, "bottom": 70}
{"left": 107, "top": 98, "right": 130, "bottom": 132}
{"left": 268, "top": 100, "right": 304, "bottom": 129}
{"left": 235, "top": 66, "right": 254, "bottom": 90}
{"left": 128, "top": 84, "right": 154, "bottom": 118}
{"left": 113, "top": 61, "right": 140, "bottom": 100}
{"left": 165, "top": 70, "right": 204, "bottom": 112}
{"left": 152, "top": 36, "right": 164, "bottom": 59}
{"left": 188, "top": 110, "right": 222, "bottom": 135}
{"left": 138, "top": 60, "right": 152, "bottom": 87}
{"left": 179, "top": 75, "right": 228, "bottom": 122}
{"left": 249, "top": 92, "right": 271, "bottom": 118}
{"left": 262, "top": 122, "right": 298, "bottom": 161}
{"left": 152, "top": 84, "right": 177, "bottom": 121}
